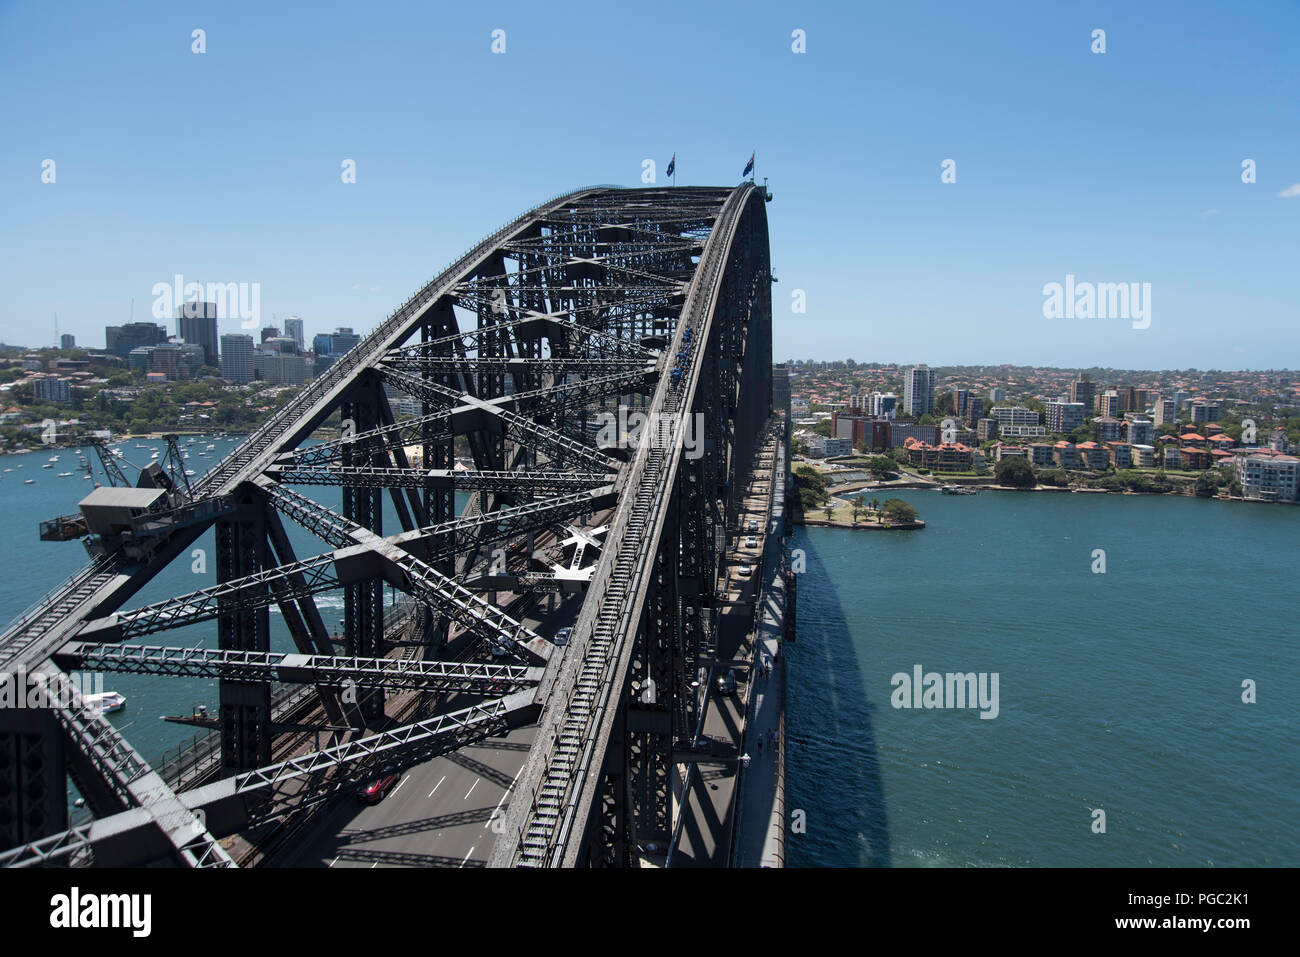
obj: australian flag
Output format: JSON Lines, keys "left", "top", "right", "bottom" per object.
{"left": 743, "top": 152, "right": 754, "bottom": 177}
{"left": 666, "top": 153, "right": 675, "bottom": 178}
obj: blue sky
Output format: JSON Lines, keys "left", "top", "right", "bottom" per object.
{"left": 1, "top": 0, "right": 1297, "bottom": 369}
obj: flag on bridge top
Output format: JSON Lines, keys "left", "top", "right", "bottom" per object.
{"left": 666, "top": 153, "right": 675, "bottom": 178}
{"left": 743, "top": 152, "right": 755, "bottom": 177}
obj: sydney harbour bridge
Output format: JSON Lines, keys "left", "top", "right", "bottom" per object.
{"left": 0, "top": 183, "right": 779, "bottom": 868}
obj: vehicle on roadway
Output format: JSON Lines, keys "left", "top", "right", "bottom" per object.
{"left": 744, "top": 536, "right": 758, "bottom": 548}
{"left": 736, "top": 563, "right": 753, "bottom": 578}
{"left": 356, "top": 767, "right": 401, "bottom": 804}
{"left": 746, "top": 520, "right": 759, "bottom": 532}
{"left": 715, "top": 669, "right": 737, "bottom": 695}
{"left": 553, "top": 626, "right": 574, "bottom": 646}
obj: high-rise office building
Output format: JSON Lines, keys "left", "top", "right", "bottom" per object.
{"left": 952, "top": 388, "right": 970, "bottom": 418}
{"left": 904, "top": 366, "right": 936, "bottom": 417}
{"left": 220, "top": 334, "right": 255, "bottom": 382}
{"left": 283, "top": 317, "right": 305, "bottom": 351}
{"left": 177, "top": 301, "right": 219, "bottom": 368}
{"left": 106, "top": 322, "right": 168, "bottom": 358}
{"left": 1071, "top": 373, "right": 1096, "bottom": 412}
{"left": 313, "top": 327, "right": 361, "bottom": 357}
{"left": 255, "top": 351, "right": 310, "bottom": 386}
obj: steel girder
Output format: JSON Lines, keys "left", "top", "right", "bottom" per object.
{"left": 269, "top": 465, "right": 613, "bottom": 494}
{"left": 34, "top": 665, "right": 233, "bottom": 867}
{"left": 266, "top": 483, "right": 614, "bottom": 561}
{"left": 54, "top": 643, "right": 542, "bottom": 693}
{"left": 76, "top": 542, "right": 550, "bottom": 664}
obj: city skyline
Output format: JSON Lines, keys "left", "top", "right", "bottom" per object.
{"left": 2, "top": 1, "right": 1298, "bottom": 369}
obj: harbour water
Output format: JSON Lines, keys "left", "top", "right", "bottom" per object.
{"left": 786, "top": 488, "right": 1299, "bottom": 867}
{"left": 5, "top": 445, "right": 1296, "bottom": 866}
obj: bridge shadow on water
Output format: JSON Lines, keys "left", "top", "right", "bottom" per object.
{"left": 787, "top": 526, "right": 891, "bottom": 866}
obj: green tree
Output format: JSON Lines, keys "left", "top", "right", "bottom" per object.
{"left": 994, "top": 456, "right": 1036, "bottom": 488}
{"left": 867, "top": 455, "right": 897, "bottom": 478}
{"left": 880, "top": 498, "right": 919, "bottom": 525}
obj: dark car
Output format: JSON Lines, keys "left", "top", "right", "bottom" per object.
{"left": 356, "top": 767, "right": 401, "bottom": 804}
{"left": 715, "top": 669, "right": 737, "bottom": 695}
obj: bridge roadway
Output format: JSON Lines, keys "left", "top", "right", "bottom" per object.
{"left": 668, "top": 425, "right": 784, "bottom": 866}
{"left": 279, "top": 597, "right": 579, "bottom": 868}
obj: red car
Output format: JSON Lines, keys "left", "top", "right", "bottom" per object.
{"left": 356, "top": 768, "right": 401, "bottom": 804}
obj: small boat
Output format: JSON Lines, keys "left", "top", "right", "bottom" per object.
{"left": 83, "top": 691, "right": 126, "bottom": 714}
{"left": 56, "top": 472, "right": 72, "bottom": 477}
{"left": 2, "top": 468, "right": 10, "bottom": 473}
{"left": 150, "top": 452, "right": 159, "bottom": 459}
{"left": 205, "top": 444, "right": 215, "bottom": 451}
{"left": 42, "top": 463, "right": 54, "bottom": 469}
{"left": 82, "top": 475, "right": 92, "bottom": 480}
{"left": 184, "top": 469, "right": 196, "bottom": 476}
{"left": 24, "top": 479, "right": 34, "bottom": 485}
{"left": 48, "top": 455, "right": 59, "bottom": 462}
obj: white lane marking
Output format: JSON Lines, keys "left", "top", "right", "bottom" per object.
{"left": 464, "top": 780, "right": 479, "bottom": 800}
{"left": 392, "top": 775, "right": 409, "bottom": 795}
{"left": 482, "top": 765, "right": 526, "bottom": 833}
{"left": 428, "top": 774, "right": 446, "bottom": 798}
{"left": 460, "top": 846, "right": 475, "bottom": 868}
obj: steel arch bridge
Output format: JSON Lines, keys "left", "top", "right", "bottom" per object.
{"left": 0, "top": 183, "right": 774, "bottom": 868}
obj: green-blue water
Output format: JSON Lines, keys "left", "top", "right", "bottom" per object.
{"left": 786, "top": 489, "right": 1299, "bottom": 867}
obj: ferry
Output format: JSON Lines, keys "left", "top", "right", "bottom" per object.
{"left": 83, "top": 691, "right": 126, "bottom": 714}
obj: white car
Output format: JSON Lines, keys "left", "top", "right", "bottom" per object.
{"left": 744, "top": 536, "right": 758, "bottom": 548}
{"left": 736, "top": 564, "right": 753, "bottom": 578}
{"left": 746, "top": 520, "right": 759, "bottom": 532}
